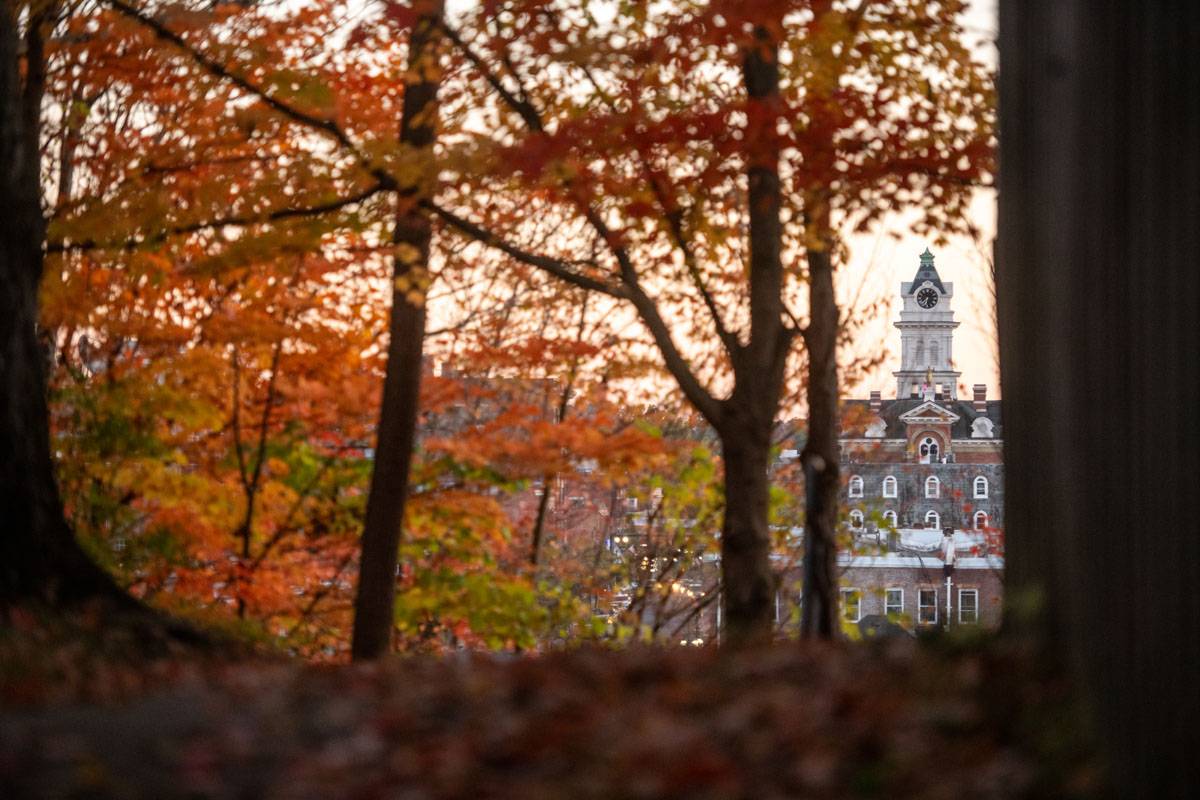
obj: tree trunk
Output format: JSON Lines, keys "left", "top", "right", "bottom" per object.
{"left": 998, "top": 0, "right": 1199, "bottom": 793}
{"left": 0, "top": 2, "right": 134, "bottom": 609}
{"left": 716, "top": 20, "right": 792, "bottom": 644}
{"left": 799, "top": 242, "right": 840, "bottom": 639}
{"left": 718, "top": 422, "right": 776, "bottom": 644}
{"left": 350, "top": 1, "right": 444, "bottom": 661}
{"left": 529, "top": 479, "right": 552, "bottom": 567}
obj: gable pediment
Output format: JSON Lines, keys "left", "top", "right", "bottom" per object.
{"left": 899, "top": 401, "right": 960, "bottom": 425}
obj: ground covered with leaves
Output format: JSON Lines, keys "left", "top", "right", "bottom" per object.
{"left": 0, "top": 622, "right": 1098, "bottom": 800}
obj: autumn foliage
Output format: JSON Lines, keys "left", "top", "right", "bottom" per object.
{"left": 8, "top": 0, "right": 995, "bottom": 654}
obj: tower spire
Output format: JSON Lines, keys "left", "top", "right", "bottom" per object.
{"left": 911, "top": 247, "right": 946, "bottom": 293}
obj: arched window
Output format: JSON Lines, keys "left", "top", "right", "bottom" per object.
{"left": 926, "top": 510, "right": 941, "bottom": 528}
{"left": 882, "top": 475, "right": 898, "bottom": 498}
{"left": 974, "top": 510, "right": 989, "bottom": 530}
{"left": 925, "top": 476, "right": 940, "bottom": 498}
{"left": 848, "top": 475, "right": 864, "bottom": 498}
{"left": 849, "top": 509, "right": 865, "bottom": 529}
{"left": 919, "top": 436, "right": 940, "bottom": 463}
{"left": 883, "top": 510, "right": 898, "bottom": 529}
{"left": 973, "top": 476, "right": 989, "bottom": 499}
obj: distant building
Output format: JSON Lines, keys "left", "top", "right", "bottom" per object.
{"left": 834, "top": 248, "right": 1004, "bottom": 635}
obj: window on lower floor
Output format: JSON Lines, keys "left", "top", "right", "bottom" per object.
{"left": 849, "top": 475, "right": 864, "bottom": 498}
{"left": 849, "top": 509, "right": 865, "bottom": 529}
{"left": 974, "top": 510, "right": 989, "bottom": 530}
{"left": 883, "top": 510, "right": 898, "bottom": 529}
{"left": 925, "top": 509, "right": 941, "bottom": 528}
{"left": 885, "top": 588, "right": 904, "bottom": 618}
{"left": 918, "top": 588, "right": 938, "bottom": 624}
{"left": 882, "top": 475, "right": 898, "bottom": 498}
{"left": 958, "top": 589, "right": 979, "bottom": 624}
{"left": 841, "top": 588, "right": 862, "bottom": 623}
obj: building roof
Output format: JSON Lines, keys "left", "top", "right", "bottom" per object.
{"left": 910, "top": 247, "right": 947, "bottom": 294}
{"left": 842, "top": 396, "right": 1003, "bottom": 440}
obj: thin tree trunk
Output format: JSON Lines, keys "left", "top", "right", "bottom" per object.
{"left": 712, "top": 20, "right": 793, "bottom": 644}
{"left": 530, "top": 296, "right": 588, "bottom": 567}
{"left": 350, "top": 0, "right": 444, "bottom": 661}
{"left": 718, "top": 428, "right": 775, "bottom": 643}
{"left": 799, "top": 241, "right": 840, "bottom": 638}
{"left": 529, "top": 478, "right": 553, "bottom": 566}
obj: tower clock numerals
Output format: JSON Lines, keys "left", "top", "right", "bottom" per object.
{"left": 916, "top": 287, "right": 939, "bottom": 309}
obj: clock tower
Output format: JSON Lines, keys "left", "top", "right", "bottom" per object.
{"left": 894, "top": 248, "right": 961, "bottom": 399}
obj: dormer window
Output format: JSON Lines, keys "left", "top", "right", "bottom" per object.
{"left": 971, "top": 417, "right": 995, "bottom": 439}
{"left": 882, "top": 475, "right": 898, "bottom": 498}
{"left": 925, "top": 476, "right": 940, "bottom": 499}
{"left": 848, "top": 475, "right": 864, "bottom": 498}
{"left": 919, "top": 437, "right": 939, "bottom": 463}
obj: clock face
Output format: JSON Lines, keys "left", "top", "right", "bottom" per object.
{"left": 916, "top": 287, "right": 939, "bottom": 309}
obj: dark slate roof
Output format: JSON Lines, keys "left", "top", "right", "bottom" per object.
{"left": 841, "top": 396, "right": 1003, "bottom": 440}
{"left": 910, "top": 247, "right": 947, "bottom": 294}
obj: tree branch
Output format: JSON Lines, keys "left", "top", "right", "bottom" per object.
{"left": 423, "top": 200, "right": 624, "bottom": 299}
{"left": 441, "top": 17, "right": 725, "bottom": 426}
{"left": 48, "top": 182, "right": 385, "bottom": 254}
{"left": 106, "top": 0, "right": 396, "bottom": 190}
{"left": 438, "top": 19, "right": 541, "bottom": 132}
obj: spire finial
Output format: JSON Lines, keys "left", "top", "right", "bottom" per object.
{"left": 920, "top": 247, "right": 934, "bottom": 262}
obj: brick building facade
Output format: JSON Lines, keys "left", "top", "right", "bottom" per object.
{"left": 834, "top": 249, "right": 1004, "bottom": 635}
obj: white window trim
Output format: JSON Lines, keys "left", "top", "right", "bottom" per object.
{"left": 883, "top": 510, "right": 898, "bottom": 529}
{"left": 849, "top": 475, "right": 864, "bottom": 498}
{"left": 974, "top": 476, "right": 989, "bottom": 499}
{"left": 918, "top": 588, "right": 939, "bottom": 625}
{"left": 841, "top": 588, "right": 863, "bottom": 623}
{"left": 925, "top": 510, "right": 940, "bottom": 529}
{"left": 974, "top": 510, "right": 989, "bottom": 530}
{"left": 925, "top": 475, "right": 940, "bottom": 498}
{"left": 884, "top": 588, "right": 904, "bottom": 618}
{"left": 849, "top": 509, "right": 865, "bottom": 529}
{"left": 958, "top": 589, "right": 979, "bottom": 624}
{"left": 882, "top": 475, "right": 898, "bottom": 498}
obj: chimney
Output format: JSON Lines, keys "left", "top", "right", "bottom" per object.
{"left": 869, "top": 390, "right": 882, "bottom": 411}
{"left": 973, "top": 384, "right": 987, "bottom": 413}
